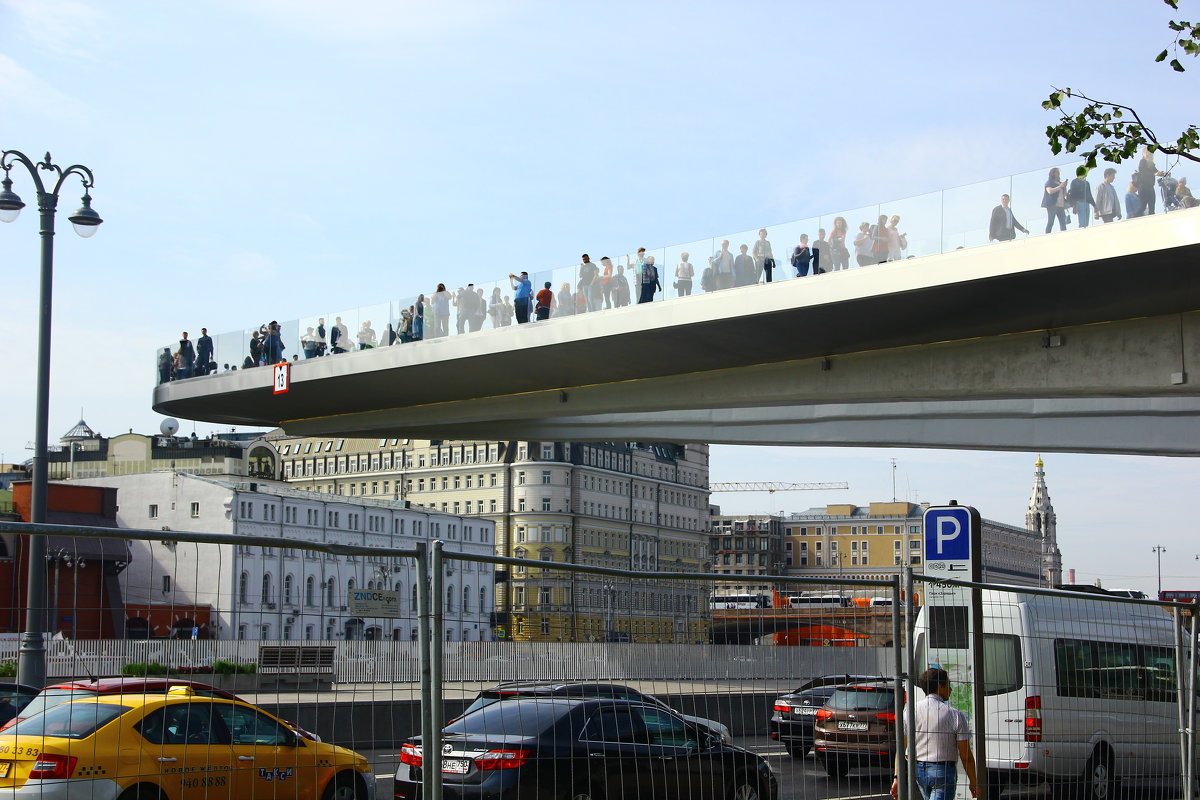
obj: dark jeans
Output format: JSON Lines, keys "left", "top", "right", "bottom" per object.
{"left": 514, "top": 298, "right": 530, "bottom": 324}
{"left": 638, "top": 283, "right": 656, "bottom": 304}
{"left": 1138, "top": 188, "right": 1156, "bottom": 216}
{"left": 535, "top": 306, "right": 549, "bottom": 321}
{"left": 916, "top": 762, "right": 957, "bottom": 800}
{"left": 1045, "top": 206, "right": 1067, "bottom": 233}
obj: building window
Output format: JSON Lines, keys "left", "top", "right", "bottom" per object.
{"left": 306, "top": 576, "right": 315, "bottom": 607}
{"left": 541, "top": 497, "right": 551, "bottom": 511}
{"left": 541, "top": 470, "right": 551, "bottom": 484}
{"left": 518, "top": 471, "right": 526, "bottom": 485}
{"left": 541, "top": 617, "right": 550, "bottom": 635}
{"left": 239, "top": 572, "right": 249, "bottom": 604}
{"left": 148, "top": 504, "right": 158, "bottom": 519}
{"left": 161, "top": 575, "right": 171, "bottom": 593}
{"left": 190, "top": 502, "right": 200, "bottom": 518}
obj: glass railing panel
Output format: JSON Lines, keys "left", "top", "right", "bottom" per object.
{"left": 756, "top": 216, "right": 819, "bottom": 282}
{"left": 212, "top": 330, "right": 245, "bottom": 373}
{"left": 941, "top": 176, "right": 1012, "bottom": 252}
{"left": 544, "top": 266, "right": 576, "bottom": 318}
{"left": 879, "top": 190, "right": 942, "bottom": 261}
{"left": 663, "top": 238, "right": 711, "bottom": 299}
{"left": 1012, "top": 164, "right": 1075, "bottom": 238}
{"left": 823, "top": 205, "right": 880, "bottom": 269}
{"left": 353, "top": 303, "right": 391, "bottom": 349}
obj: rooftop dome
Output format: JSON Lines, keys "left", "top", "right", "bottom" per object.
{"left": 61, "top": 418, "right": 96, "bottom": 441}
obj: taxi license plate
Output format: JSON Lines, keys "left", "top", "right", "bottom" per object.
{"left": 442, "top": 758, "right": 471, "bottom": 774}
{"left": 837, "top": 721, "right": 869, "bottom": 731}
{"left": 795, "top": 707, "right": 817, "bottom": 716}
{"left": 0, "top": 762, "right": 9, "bottom": 778}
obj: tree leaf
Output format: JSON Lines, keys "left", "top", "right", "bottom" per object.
{"left": 1156, "top": 48, "right": 1169, "bottom": 61}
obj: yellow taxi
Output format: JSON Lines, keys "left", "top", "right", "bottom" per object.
{"left": 0, "top": 686, "right": 374, "bottom": 799}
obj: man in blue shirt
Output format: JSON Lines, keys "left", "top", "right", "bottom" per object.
{"left": 509, "top": 271, "right": 532, "bottom": 324}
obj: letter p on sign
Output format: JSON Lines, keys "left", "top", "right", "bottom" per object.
{"left": 923, "top": 506, "right": 972, "bottom": 561}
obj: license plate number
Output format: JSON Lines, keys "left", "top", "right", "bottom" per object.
{"left": 0, "top": 763, "right": 8, "bottom": 778}
{"left": 837, "top": 721, "right": 869, "bottom": 731}
{"left": 796, "top": 707, "right": 817, "bottom": 716}
{"left": 442, "top": 758, "right": 471, "bottom": 774}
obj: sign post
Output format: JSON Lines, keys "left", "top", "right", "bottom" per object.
{"left": 921, "top": 503, "right": 987, "bottom": 800}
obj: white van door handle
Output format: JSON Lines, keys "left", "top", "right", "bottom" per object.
{"left": 156, "top": 757, "right": 177, "bottom": 763}
{"left": 238, "top": 756, "right": 256, "bottom": 761}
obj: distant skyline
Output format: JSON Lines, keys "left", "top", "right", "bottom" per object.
{"left": 2, "top": 0, "right": 1197, "bottom": 597}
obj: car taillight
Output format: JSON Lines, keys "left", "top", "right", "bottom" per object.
{"left": 1024, "top": 696, "right": 1042, "bottom": 742}
{"left": 399, "top": 744, "right": 423, "bottom": 767}
{"left": 815, "top": 708, "right": 833, "bottom": 721}
{"left": 876, "top": 712, "right": 896, "bottom": 723}
{"left": 29, "top": 754, "right": 77, "bottom": 779}
{"left": 475, "top": 749, "right": 530, "bottom": 770}
{"left": 773, "top": 703, "right": 791, "bottom": 713}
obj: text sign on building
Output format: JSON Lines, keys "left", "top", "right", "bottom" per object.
{"left": 272, "top": 362, "right": 290, "bottom": 395}
{"left": 347, "top": 589, "right": 400, "bottom": 618}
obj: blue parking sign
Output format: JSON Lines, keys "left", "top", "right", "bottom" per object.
{"left": 923, "top": 506, "right": 972, "bottom": 561}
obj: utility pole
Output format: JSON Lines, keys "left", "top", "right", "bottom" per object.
{"left": 1153, "top": 545, "right": 1166, "bottom": 598}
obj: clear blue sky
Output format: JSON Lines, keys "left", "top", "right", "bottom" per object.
{"left": 2, "top": 0, "right": 1197, "bottom": 594}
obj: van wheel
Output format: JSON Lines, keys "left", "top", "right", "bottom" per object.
{"left": 1080, "top": 750, "right": 1115, "bottom": 800}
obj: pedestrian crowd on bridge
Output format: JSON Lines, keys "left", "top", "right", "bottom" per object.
{"left": 159, "top": 153, "right": 1197, "bottom": 384}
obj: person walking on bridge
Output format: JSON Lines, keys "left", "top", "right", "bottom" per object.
{"left": 988, "top": 194, "right": 1028, "bottom": 242}
{"left": 890, "top": 667, "right": 978, "bottom": 800}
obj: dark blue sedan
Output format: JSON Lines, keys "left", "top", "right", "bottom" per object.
{"left": 394, "top": 696, "right": 776, "bottom": 800}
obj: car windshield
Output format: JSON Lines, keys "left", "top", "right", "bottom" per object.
{"left": 16, "top": 689, "right": 98, "bottom": 721}
{"left": 10, "top": 700, "right": 131, "bottom": 740}
{"left": 445, "top": 701, "right": 564, "bottom": 737}
{"left": 829, "top": 687, "right": 895, "bottom": 711}
{"left": 0, "top": 687, "right": 35, "bottom": 714}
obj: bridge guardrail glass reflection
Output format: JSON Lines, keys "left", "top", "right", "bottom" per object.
{"left": 155, "top": 156, "right": 1198, "bottom": 384}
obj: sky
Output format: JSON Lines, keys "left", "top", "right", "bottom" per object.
{"left": 1, "top": 0, "right": 1197, "bottom": 596}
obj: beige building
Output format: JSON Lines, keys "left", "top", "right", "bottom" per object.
{"left": 273, "top": 435, "right": 713, "bottom": 643}
{"left": 779, "top": 500, "right": 1045, "bottom": 587}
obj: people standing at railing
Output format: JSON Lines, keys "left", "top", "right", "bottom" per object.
{"left": 170, "top": 332, "right": 190, "bottom": 379}
{"left": 302, "top": 327, "right": 318, "bottom": 358}
{"left": 829, "top": 217, "right": 850, "bottom": 270}
{"left": 1042, "top": 168, "right": 1069, "bottom": 233}
{"left": 674, "top": 252, "right": 694, "bottom": 296}
{"left": 733, "top": 244, "right": 755, "bottom": 286}
{"left": 472, "top": 287, "right": 488, "bottom": 331}
{"left": 613, "top": 263, "right": 631, "bottom": 307}
{"left": 1066, "top": 174, "right": 1096, "bottom": 228}
{"left": 486, "top": 288, "right": 501, "bottom": 328}
{"left": 315, "top": 318, "right": 327, "bottom": 356}
{"left": 1124, "top": 180, "right": 1141, "bottom": 219}
{"left": 870, "top": 214, "right": 890, "bottom": 263}
{"left": 811, "top": 229, "right": 828, "bottom": 274}
{"left": 509, "top": 271, "right": 532, "bottom": 324}
{"left": 1177, "top": 177, "right": 1197, "bottom": 208}
{"left": 1134, "top": 147, "right": 1161, "bottom": 217}
{"left": 501, "top": 296, "right": 514, "bottom": 325}
{"left": 264, "top": 321, "right": 285, "bottom": 363}
{"left": 158, "top": 347, "right": 173, "bottom": 383}
{"left": 196, "top": 328, "right": 213, "bottom": 372}
{"left": 599, "top": 257, "right": 615, "bottom": 308}
{"left": 638, "top": 256, "right": 662, "bottom": 303}
{"left": 752, "top": 228, "right": 775, "bottom": 282}
{"left": 988, "top": 194, "right": 1029, "bottom": 241}
{"left": 1093, "top": 169, "right": 1122, "bottom": 224}
{"left": 578, "top": 254, "right": 599, "bottom": 312}
{"left": 413, "top": 299, "right": 426, "bottom": 340}
{"left": 557, "top": 282, "right": 575, "bottom": 317}
{"left": 453, "top": 286, "right": 470, "bottom": 335}
{"left": 853, "top": 222, "right": 873, "bottom": 266}
{"left": 886, "top": 216, "right": 907, "bottom": 261}
{"left": 431, "top": 283, "right": 452, "bottom": 337}
{"left": 535, "top": 281, "right": 554, "bottom": 320}
{"left": 791, "top": 234, "right": 815, "bottom": 276}
{"left": 357, "top": 320, "right": 377, "bottom": 350}
{"left": 398, "top": 309, "right": 413, "bottom": 343}
{"left": 710, "top": 240, "right": 734, "bottom": 289}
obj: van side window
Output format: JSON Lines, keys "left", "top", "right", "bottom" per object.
{"left": 1055, "top": 639, "right": 1174, "bottom": 703}
{"left": 982, "top": 634, "right": 1022, "bottom": 695}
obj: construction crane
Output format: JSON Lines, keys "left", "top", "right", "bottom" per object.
{"left": 708, "top": 481, "right": 849, "bottom": 493}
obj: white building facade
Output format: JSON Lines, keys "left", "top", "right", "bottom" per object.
{"left": 81, "top": 472, "right": 495, "bottom": 641}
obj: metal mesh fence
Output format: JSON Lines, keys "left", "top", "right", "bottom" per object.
{"left": 0, "top": 521, "right": 1196, "bottom": 800}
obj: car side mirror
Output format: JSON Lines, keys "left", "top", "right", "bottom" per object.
{"left": 701, "top": 733, "right": 721, "bottom": 750}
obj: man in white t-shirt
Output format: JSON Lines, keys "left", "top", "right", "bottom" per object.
{"left": 891, "top": 667, "right": 978, "bottom": 800}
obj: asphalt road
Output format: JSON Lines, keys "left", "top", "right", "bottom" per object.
{"left": 360, "top": 735, "right": 1190, "bottom": 800}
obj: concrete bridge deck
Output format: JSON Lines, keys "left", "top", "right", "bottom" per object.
{"left": 154, "top": 210, "right": 1200, "bottom": 455}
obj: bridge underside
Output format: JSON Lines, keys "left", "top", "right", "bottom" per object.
{"left": 154, "top": 211, "right": 1200, "bottom": 455}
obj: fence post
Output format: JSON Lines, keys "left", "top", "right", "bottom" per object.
{"left": 1188, "top": 611, "right": 1198, "bottom": 800}
{"left": 905, "top": 570, "right": 918, "bottom": 800}
{"left": 891, "top": 575, "right": 907, "bottom": 800}
{"left": 970, "top": 577, "right": 988, "bottom": 800}
{"left": 1176, "top": 608, "right": 1189, "bottom": 798}
{"left": 431, "top": 539, "right": 445, "bottom": 744}
{"left": 415, "top": 541, "right": 441, "bottom": 800}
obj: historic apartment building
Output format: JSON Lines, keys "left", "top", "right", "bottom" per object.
{"left": 81, "top": 472, "right": 494, "bottom": 642}
{"left": 273, "top": 434, "right": 713, "bottom": 643}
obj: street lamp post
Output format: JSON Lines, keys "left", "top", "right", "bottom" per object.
{"left": 1153, "top": 545, "right": 1167, "bottom": 599}
{"left": 1, "top": 149, "right": 103, "bottom": 687}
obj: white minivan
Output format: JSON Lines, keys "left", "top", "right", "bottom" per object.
{"left": 915, "top": 587, "right": 1192, "bottom": 800}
